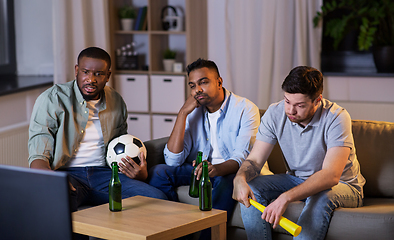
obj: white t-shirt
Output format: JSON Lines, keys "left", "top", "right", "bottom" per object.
{"left": 68, "top": 99, "right": 106, "bottom": 167}
{"left": 208, "top": 110, "right": 225, "bottom": 165}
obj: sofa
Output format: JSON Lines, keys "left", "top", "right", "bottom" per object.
{"left": 143, "top": 110, "right": 394, "bottom": 240}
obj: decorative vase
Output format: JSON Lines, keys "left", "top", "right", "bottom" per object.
{"left": 163, "top": 59, "right": 175, "bottom": 72}
{"left": 372, "top": 46, "right": 394, "bottom": 73}
{"left": 120, "top": 19, "right": 134, "bottom": 31}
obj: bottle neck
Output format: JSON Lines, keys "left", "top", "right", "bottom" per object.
{"left": 196, "top": 152, "right": 203, "bottom": 165}
{"left": 111, "top": 162, "right": 120, "bottom": 180}
{"left": 201, "top": 161, "right": 209, "bottom": 180}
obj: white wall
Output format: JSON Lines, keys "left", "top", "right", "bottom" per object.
{"left": 207, "top": 0, "right": 228, "bottom": 86}
{"left": 0, "top": 0, "right": 52, "bottom": 128}
{"left": 325, "top": 76, "right": 394, "bottom": 122}
{"left": 2, "top": 0, "right": 394, "bottom": 133}
{"left": 14, "top": 0, "right": 53, "bottom": 75}
{"left": 0, "top": 87, "right": 48, "bottom": 129}
{"left": 206, "top": 1, "right": 394, "bottom": 122}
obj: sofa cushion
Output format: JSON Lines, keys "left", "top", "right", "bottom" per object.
{"left": 352, "top": 120, "right": 394, "bottom": 198}
{"left": 325, "top": 198, "right": 394, "bottom": 240}
{"left": 144, "top": 137, "right": 168, "bottom": 170}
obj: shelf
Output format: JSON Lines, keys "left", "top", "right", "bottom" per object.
{"left": 114, "top": 70, "right": 187, "bottom": 75}
{"left": 115, "top": 30, "right": 149, "bottom": 35}
{"left": 114, "top": 70, "right": 149, "bottom": 74}
{"left": 150, "top": 71, "right": 186, "bottom": 75}
{"left": 0, "top": 75, "right": 53, "bottom": 96}
{"left": 150, "top": 31, "right": 186, "bottom": 35}
{"left": 108, "top": 0, "right": 207, "bottom": 140}
{"left": 116, "top": 31, "right": 186, "bottom": 35}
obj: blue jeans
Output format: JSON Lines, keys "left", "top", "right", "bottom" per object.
{"left": 148, "top": 163, "right": 236, "bottom": 222}
{"left": 61, "top": 166, "right": 167, "bottom": 212}
{"left": 241, "top": 174, "right": 363, "bottom": 240}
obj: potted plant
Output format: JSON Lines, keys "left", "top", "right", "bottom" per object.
{"left": 163, "top": 48, "right": 176, "bottom": 72}
{"left": 118, "top": 5, "right": 136, "bottom": 31}
{"left": 314, "top": 0, "right": 394, "bottom": 72}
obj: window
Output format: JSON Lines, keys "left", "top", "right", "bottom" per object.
{"left": 0, "top": 0, "right": 16, "bottom": 76}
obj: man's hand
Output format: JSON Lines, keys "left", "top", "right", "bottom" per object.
{"left": 194, "top": 161, "right": 217, "bottom": 179}
{"left": 232, "top": 176, "right": 255, "bottom": 208}
{"left": 119, "top": 152, "right": 148, "bottom": 181}
{"left": 261, "top": 193, "right": 290, "bottom": 229}
{"left": 194, "top": 159, "right": 239, "bottom": 179}
{"left": 167, "top": 95, "right": 200, "bottom": 154}
{"left": 179, "top": 94, "right": 200, "bottom": 116}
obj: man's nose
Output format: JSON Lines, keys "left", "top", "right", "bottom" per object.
{"left": 289, "top": 105, "right": 296, "bottom": 115}
{"left": 195, "top": 85, "right": 202, "bottom": 93}
{"left": 86, "top": 72, "right": 97, "bottom": 82}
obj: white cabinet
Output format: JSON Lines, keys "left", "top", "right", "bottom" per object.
{"left": 116, "top": 74, "right": 184, "bottom": 141}
{"left": 115, "top": 74, "right": 149, "bottom": 112}
{"left": 127, "top": 113, "right": 151, "bottom": 142}
{"left": 152, "top": 115, "right": 177, "bottom": 140}
{"left": 151, "top": 75, "right": 185, "bottom": 114}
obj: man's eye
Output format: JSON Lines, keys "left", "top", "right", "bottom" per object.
{"left": 95, "top": 72, "right": 104, "bottom": 76}
{"left": 189, "top": 85, "right": 195, "bottom": 89}
{"left": 83, "top": 70, "right": 88, "bottom": 74}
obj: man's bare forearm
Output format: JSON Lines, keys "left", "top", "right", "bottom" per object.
{"left": 30, "top": 159, "right": 52, "bottom": 170}
{"left": 237, "top": 159, "right": 262, "bottom": 182}
{"left": 167, "top": 111, "right": 188, "bottom": 153}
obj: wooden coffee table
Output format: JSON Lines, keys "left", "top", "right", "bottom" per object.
{"left": 72, "top": 196, "right": 227, "bottom": 240}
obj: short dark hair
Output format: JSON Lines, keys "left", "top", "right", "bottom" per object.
{"left": 77, "top": 47, "right": 111, "bottom": 69}
{"left": 186, "top": 58, "right": 220, "bottom": 77}
{"left": 281, "top": 66, "right": 323, "bottom": 100}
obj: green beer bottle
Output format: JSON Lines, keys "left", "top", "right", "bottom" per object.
{"left": 189, "top": 151, "right": 203, "bottom": 198}
{"left": 199, "top": 160, "right": 212, "bottom": 211}
{"left": 109, "top": 162, "right": 122, "bottom": 211}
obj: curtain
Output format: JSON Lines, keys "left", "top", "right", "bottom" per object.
{"left": 225, "top": 0, "right": 322, "bottom": 109}
{"left": 52, "top": 0, "right": 110, "bottom": 84}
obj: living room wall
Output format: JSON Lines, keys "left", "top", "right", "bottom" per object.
{"left": 1, "top": 0, "right": 394, "bottom": 168}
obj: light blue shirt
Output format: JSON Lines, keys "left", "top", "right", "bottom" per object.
{"left": 164, "top": 88, "right": 260, "bottom": 167}
{"left": 257, "top": 98, "right": 365, "bottom": 196}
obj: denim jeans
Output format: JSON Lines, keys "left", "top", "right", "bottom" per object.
{"left": 241, "top": 174, "right": 363, "bottom": 240}
{"left": 61, "top": 166, "right": 167, "bottom": 212}
{"left": 148, "top": 163, "right": 237, "bottom": 239}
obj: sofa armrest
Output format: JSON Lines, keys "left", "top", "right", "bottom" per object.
{"left": 144, "top": 137, "right": 169, "bottom": 170}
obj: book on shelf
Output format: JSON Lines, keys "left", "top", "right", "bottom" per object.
{"left": 138, "top": 6, "right": 147, "bottom": 30}
{"left": 134, "top": 6, "right": 147, "bottom": 31}
{"left": 141, "top": 12, "right": 148, "bottom": 30}
{"left": 134, "top": 7, "right": 143, "bottom": 30}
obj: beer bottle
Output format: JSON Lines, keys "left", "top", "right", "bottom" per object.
{"left": 109, "top": 162, "right": 122, "bottom": 211}
{"left": 189, "top": 151, "right": 203, "bottom": 198}
{"left": 199, "top": 160, "right": 212, "bottom": 211}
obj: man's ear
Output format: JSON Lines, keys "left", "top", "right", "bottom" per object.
{"left": 74, "top": 64, "right": 79, "bottom": 78}
{"left": 106, "top": 70, "right": 112, "bottom": 82}
{"left": 315, "top": 94, "right": 322, "bottom": 105}
{"left": 217, "top": 77, "right": 223, "bottom": 88}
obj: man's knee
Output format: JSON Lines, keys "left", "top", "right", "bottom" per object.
{"left": 149, "top": 164, "right": 172, "bottom": 179}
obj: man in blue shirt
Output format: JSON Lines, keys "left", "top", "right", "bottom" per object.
{"left": 148, "top": 58, "right": 270, "bottom": 238}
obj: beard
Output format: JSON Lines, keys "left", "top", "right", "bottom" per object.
{"left": 194, "top": 93, "right": 211, "bottom": 106}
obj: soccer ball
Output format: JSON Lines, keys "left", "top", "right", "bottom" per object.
{"left": 106, "top": 134, "right": 147, "bottom": 168}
